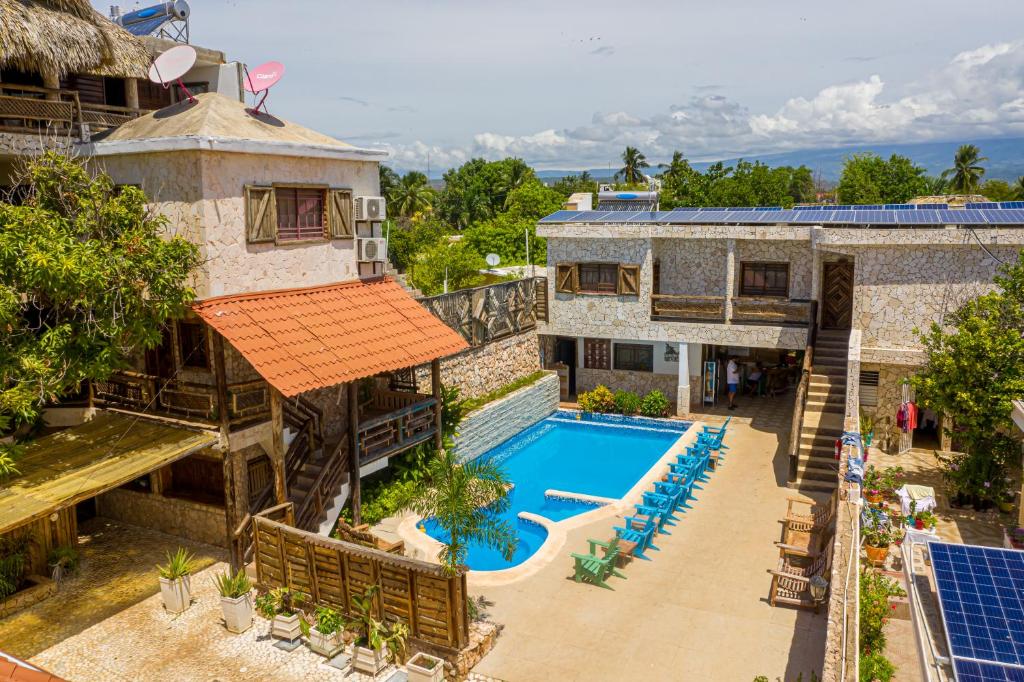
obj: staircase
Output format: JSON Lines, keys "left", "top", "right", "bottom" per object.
{"left": 792, "top": 329, "right": 850, "bottom": 494}
{"left": 287, "top": 437, "right": 350, "bottom": 532}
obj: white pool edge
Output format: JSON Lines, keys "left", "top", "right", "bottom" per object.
{"left": 395, "top": 419, "right": 704, "bottom": 587}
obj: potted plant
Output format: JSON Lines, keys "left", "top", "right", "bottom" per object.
{"left": 1005, "top": 527, "right": 1024, "bottom": 550}
{"left": 859, "top": 413, "right": 875, "bottom": 447}
{"left": 156, "top": 547, "right": 195, "bottom": 614}
{"left": 304, "top": 605, "right": 348, "bottom": 658}
{"left": 47, "top": 546, "right": 79, "bottom": 585}
{"left": 862, "top": 525, "right": 900, "bottom": 565}
{"left": 912, "top": 509, "right": 938, "bottom": 531}
{"left": 214, "top": 568, "right": 253, "bottom": 634}
{"left": 407, "top": 652, "right": 446, "bottom": 682}
{"left": 878, "top": 466, "right": 906, "bottom": 500}
{"left": 862, "top": 466, "right": 885, "bottom": 505}
{"left": 255, "top": 587, "right": 304, "bottom": 641}
{"left": 349, "top": 585, "right": 409, "bottom": 675}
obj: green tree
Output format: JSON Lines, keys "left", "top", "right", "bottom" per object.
{"left": 379, "top": 165, "right": 401, "bottom": 205}
{"left": 436, "top": 158, "right": 536, "bottom": 229}
{"left": 390, "top": 171, "right": 435, "bottom": 219}
{"left": 385, "top": 215, "right": 447, "bottom": 273}
{"left": 409, "top": 239, "right": 486, "bottom": 295}
{"left": 1015, "top": 176, "right": 1024, "bottom": 200}
{"left": 923, "top": 175, "right": 948, "bottom": 195}
{"left": 981, "top": 179, "right": 1016, "bottom": 202}
{"left": 0, "top": 153, "right": 201, "bottom": 468}
{"left": 836, "top": 153, "right": 927, "bottom": 204}
{"left": 406, "top": 447, "right": 517, "bottom": 574}
{"left": 551, "top": 171, "right": 598, "bottom": 199}
{"left": 462, "top": 180, "right": 560, "bottom": 265}
{"left": 942, "top": 144, "right": 987, "bottom": 194}
{"left": 659, "top": 151, "right": 712, "bottom": 208}
{"left": 615, "top": 146, "right": 649, "bottom": 184}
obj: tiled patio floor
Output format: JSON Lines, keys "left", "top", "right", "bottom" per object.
{"left": 471, "top": 406, "right": 828, "bottom": 681}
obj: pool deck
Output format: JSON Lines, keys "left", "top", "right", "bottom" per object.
{"left": 470, "top": 411, "right": 828, "bottom": 681}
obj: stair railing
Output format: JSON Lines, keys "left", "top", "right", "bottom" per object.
{"left": 788, "top": 300, "right": 819, "bottom": 483}
{"left": 295, "top": 437, "right": 350, "bottom": 532}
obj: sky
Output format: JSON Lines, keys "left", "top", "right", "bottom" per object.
{"left": 100, "top": 0, "right": 1024, "bottom": 172}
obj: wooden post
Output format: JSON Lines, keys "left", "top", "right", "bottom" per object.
{"left": 213, "top": 332, "right": 240, "bottom": 569}
{"left": 431, "top": 359, "right": 443, "bottom": 451}
{"left": 348, "top": 382, "right": 361, "bottom": 525}
{"left": 270, "top": 389, "right": 288, "bottom": 506}
{"left": 125, "top": 77, "right": 139, "bottom": 110}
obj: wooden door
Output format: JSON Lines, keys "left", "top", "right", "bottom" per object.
{"left": 822, "top": 261, "right": 854, "bottom": 329}
{"left": 145, "top": 326, "right": 175, "bottom": 380}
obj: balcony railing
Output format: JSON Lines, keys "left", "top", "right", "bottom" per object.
{"left": 0, "top": 84, "right": 147, "bottom": 140}
{"left": 650, "top": 295, "right": 811, "bottom": 326}
{"left": 357, "top": 390, "right": 437, "bottom": 466}
{"left": 92, "top": 371, "right": 270, "bottom": 426}
{"left": 731, "top": 298, "right": 812, "bottom": 326}
{"left": 651, "top": 294, "right": 726, "bottom": 323}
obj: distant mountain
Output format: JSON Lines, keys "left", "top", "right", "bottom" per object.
{"left": 529, "top": 137, "right": 1024, "bottom": 183}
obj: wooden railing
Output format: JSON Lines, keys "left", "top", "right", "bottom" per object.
{"left": 295, "top": 438, "right": 350, "bottom": 532}
{"left": 0, "top": 84, "right": 147, "bottom": 139}
{"left": 534, "top": 276, "right": 549, "bottom": 322}
{"left": 651, "top": 294, "right": 726, "bottom": 322}
{"left": 419, "top": 277, "right": 543, "bottom": 346}
{"left": 731, "top": 298, "right": 812, "bottom": 326}
{"left": 788, "top": 300, "right": 819, "bottom": 482}
{"left": 92, "top": 371, "right": 270, "bottom": 426}
{"left": 232, "top": 501, "right": 295, "bottom": 568}
{"left": 358, "top": 394, "right": 438, "bottom": 466}
{"left": 251, "top": 510, "right": 469, "bottom": 652}
{"left": 283, "top": 395, "right": 324, "bottom": 448}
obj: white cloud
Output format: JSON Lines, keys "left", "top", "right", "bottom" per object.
{"left": 386, "top": 40, "right": 1024, "bottom": 170}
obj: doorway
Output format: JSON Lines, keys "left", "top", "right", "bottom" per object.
{"left": 144, "top": 326, "right": 175, "bottom": 387}
{"left": 822, "top": 260, "right": 854, "bottom": 329}
{"left": 555, "top": 337, "right": 577, "bottom": 395}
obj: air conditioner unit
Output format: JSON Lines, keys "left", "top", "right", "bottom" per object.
{"left": 355, "top": 196, "right": 386, "bottom": 221}
{"left": 357, "top": 237, "right": 387, "bottom": 262}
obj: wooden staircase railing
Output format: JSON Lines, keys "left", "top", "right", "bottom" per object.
{"left": 788, "top": 300, "right": 819, "bottom": 483}
{"left": 282, "top": 395, "right": 324, "bottom": 447}
{"left": 295, "top": 438, "right": 350, "bottom": 532}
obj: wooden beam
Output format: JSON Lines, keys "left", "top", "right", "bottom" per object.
{"left": 213, "top": 330, "right": 241, "bottom": 568}
{"left": 348, "top": 381, "right": 361, "bottom": 525}
{"left": 431, "top": 359, "right": 443, "bottom": 451}
{"left": 269, "top": 389, "right": 288, "bottom": 507}
{"left": 125, "top": 78, "right": 139, "bottom": 110}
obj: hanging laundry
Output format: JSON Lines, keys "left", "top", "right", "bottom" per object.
{"left": 907, "top": 401, "right": 918, "bottom": 431}
{"left": 896, "top": 403, "right": 909, "bottom": 432}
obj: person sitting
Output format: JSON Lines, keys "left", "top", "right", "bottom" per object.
{"left": 746, "top": 363, "right": 763, "bottom": 396}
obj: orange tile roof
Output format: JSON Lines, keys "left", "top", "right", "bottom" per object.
{"left": 0, "top": 654, "right": 66, "bottom": 682}
{"left": 192, "top": 278, "right": 469, "bottom": 398}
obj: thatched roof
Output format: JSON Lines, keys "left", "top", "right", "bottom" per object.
{"left": 0, "top": 0, "right": 150, "bottom": 79}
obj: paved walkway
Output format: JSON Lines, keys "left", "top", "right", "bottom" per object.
{"left": 471, "top": 413, "right": 827, "bottom": 681}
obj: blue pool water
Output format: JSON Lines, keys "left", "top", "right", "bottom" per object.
{"left": 423, "top": 411, "right": 690, "bottom": 571}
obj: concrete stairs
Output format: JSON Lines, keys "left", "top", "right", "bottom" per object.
{"left": 286, "top": 444, "right": 349, "bottom": 533}
{"left": 792, "top": 329, "right": 850, "bottom": 494}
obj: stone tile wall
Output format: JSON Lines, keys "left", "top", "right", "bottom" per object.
{"left": 575, "top": 367, "right": 680, "bottom": 405}
{"left": 653, "top": 238, "right": 725, "bottom": 295}
{"left": 415, "top": 330, "right": 541, "bottom": 400}
{"left": 97, "top": 488, "right": 227, "bottom": 547}
{"left": 736, "top": 239, "right": 813, "bottom": 299}
{"left": 453, "top": 373, "right": 559, "bottom": 461}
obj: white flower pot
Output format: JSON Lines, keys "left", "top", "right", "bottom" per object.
{"left": 220, "top": 592, "right": 253, "bottom": 634}
{"left": 307, "top": 626, "right": 345, "bottom": 658}
{"left": 353, "top": 644, "right": 387, "bottom": 675}
{"left": 271, "top": 612, "right": 303, "bottom": 641}
{"left": 407, "top": 652, "right": 445, "bottom": 682}
{"left": 159, "top": 576, "right": 191, "bottom": 614}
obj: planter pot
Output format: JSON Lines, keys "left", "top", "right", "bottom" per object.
{"left": 998, "top": 500, "right": 1014, "bottom": 513}
{"left": 865, "top": 544, "right": 889, "bottom": 565}
{"left": 914, "top": 519, "right": 925, "bottom": 530}
{"left": 352, "top": 645, "right": 388, "bottom": 675}
{"left": 271, "top": 613, "right": 303, "bottom": 641}
{"left": 220, "top": 592, "right": 253, "bottom": 634}
{"left": 864, "top": 432, "right": 874, "bottom": 447}
{"left": 865, "top": 492, "right": 884, "bottom": 505}
{"left": 407, "top": 652, "right": 445, "bottom": 682}
{"left": 308, "top": 627, "right": 346, "bottom": 658}
{"left": 159, "top": 576, "right": 191, "bottom": 614}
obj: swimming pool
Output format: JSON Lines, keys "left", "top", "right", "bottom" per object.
{"left": 423, "top": 410, "right": 690, "bottom": 571}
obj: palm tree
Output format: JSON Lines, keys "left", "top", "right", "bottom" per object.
{"left": 500, "top": 160, "right": 533, "bottom": 208}
{"left": 616, "top": 146, "right": 650, "bottom": 185}
{"left": 407, "top": 449, "right": 517, "bottom": 574}
{"left": 1014, "top": 176, "right": 1024, "bottom": 201}
{"left": 922, "top": 175, "right": 948, "bottom": 196}
{"left": 391, "top": 172, "right": 434, "bottom": 218}
{"left": 942, "top": 144, "right": 987, "bottom": 193}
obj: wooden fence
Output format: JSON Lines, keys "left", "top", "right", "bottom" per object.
{"left": 419, "top": 277, "right": 547, "bottom": 346}
{"left": 251, "top": 510, "right": 469, "bottom": 652}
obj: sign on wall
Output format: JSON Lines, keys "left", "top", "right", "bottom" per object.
{"left": 664, "top": 343, "right": 679, "bottom": 363}
{"left": 703, "top": 360, "right": 718, "bottom": 405}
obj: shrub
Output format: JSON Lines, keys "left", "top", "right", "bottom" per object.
{"left": 339, "top": 478, "right": 420, "bottom": 527}
{"left": 578, "top": 385, "right": 615, "bottom": 413}
{"left": 214, "top": 568, "right": 252, "bottom": 599}
{"left": 640, "top": 390, "right": 670, "bottom": 418}
{"left": 860, "top": 569, "right": 905, "bottom": 659}
{"left": 613, "top": 390, "right": 642, "bottom": 415}
{"left": 156, "top": 547, "right": 195, "bottom": 580}
{"left": 859, "top": 652, "right": 895, "bottom": 682}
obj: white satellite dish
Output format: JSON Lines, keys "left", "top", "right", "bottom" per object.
{"left": 485, "top": 253, "right": 501, "bottom": 268}
{"left": 148, "top": 45, "right": 198, "bottom": 103}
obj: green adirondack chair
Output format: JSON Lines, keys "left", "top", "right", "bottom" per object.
{"left": 571, "top": 537, "right": 625, "bottom": 589}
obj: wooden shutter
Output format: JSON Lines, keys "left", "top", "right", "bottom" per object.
{"left": 583, "top": 338, "right": 610, "bottom": 370}
{"left": 245, "top": 186, "right": 277, "bottom": 243}
{"left": 328, "top": 189, "right": 354, "bottom": 238}
{"left": 617, "top": 264, "right": 640, "bottom": 296}
{"left": 555, "top": 263, "right": 578, "bottom": 293}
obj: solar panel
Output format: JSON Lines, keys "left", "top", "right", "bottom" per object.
{"left": 1000, "top": 202, "right": 1024, "bottom": 210}
{"left": 930, "top": 542, "right": 1024, "bottom": 682}
{"left": 885, "top": 204, "right": 916, "bottom": 210}
{"left": 918, "top": 203, "right": 949, "bottom": 210}
{"left": 123, "top": 15, "right": 168, "bottom": 36}
{"left": 967, "top": 202, "right": 1000, "bottom": 210}
{"left": 538, "top": 210, "right": 582, "bottom": 223}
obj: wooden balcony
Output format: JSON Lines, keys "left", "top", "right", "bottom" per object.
{"left": 651, "top": 294, "right": 726, "bottom": 323}
{"left": 731, "top": 298, "right": 812, "bottom": 326}
{"left": 650, "top": 295, "right": 811, "bottom": 326}
{"left": 357, "top": 390, "right": 438, "bottom": 466}
{"left": 0, "top": 84, "right": 147, "bottom": 140}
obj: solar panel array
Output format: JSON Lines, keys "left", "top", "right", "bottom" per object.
{"left": 539, "top": 207, "right": 1024, "bottom": 226}
{"left": 122, "top": 15, "right": 168, "bottom": 36}
{"left": 930, "top": 542, "right": 1024, "bottom": 681}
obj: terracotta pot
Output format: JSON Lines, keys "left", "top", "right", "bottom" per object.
{"left": 865, "top": 492, "right": 884, "bottom": 505}
{"left": 865, "top": 544, "right": 889, "bottom": 565}
{"left": 159, "top": 576, "right": 191, "bottom": 614}
{"left": 407, "top": 652, "right": 445, "bottom": 682}
{"left": 353, "top": 645, "right": 387, "bottom": 675}
{"left": 308, "top": 626, "right": 345, "bottom": 658}
{"left": 220, "top": 592, "right": 253, "bottom": 634}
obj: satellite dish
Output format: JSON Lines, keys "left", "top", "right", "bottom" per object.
{"left": 148, "top": 45, "right": 197, "bottom": 103}
{"left": 243, "top": 61, "right": 285, "bottom": 116}
{"left": 485, "top": 253, "right": 501, "bottom": 268}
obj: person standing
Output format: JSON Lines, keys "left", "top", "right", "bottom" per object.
{"left": 726, "top": 357, "right": 740, "bottom": 410}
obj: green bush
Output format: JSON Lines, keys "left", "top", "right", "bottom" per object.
{"left": 859, "top": 652, "right": 895, "bottom": 682}
{"left": 578, "top": 385, "right": 615, "bottom": 413}
{"left": 640, "top": 390, "right": 670, "bottom": 418}
{"left": 613, "top": 390, "right": 641, "bottom": 415}
{"left": 340, "top": 478, "right": 420, "bottom": 526}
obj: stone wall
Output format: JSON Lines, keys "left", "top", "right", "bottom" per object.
{"left": 453, "top": 372, "right": 559, "bottom": 461}
{"left": 653, "top": 238, "right": 726, "bottom": 296}
{"left": 416, "top": 330, "right": 541, "bottom": 400}
{"left": 736, "top": 239, "right": 813, "bottom": 299}
{"left": 860, "top": 362, "right": 917, "bottom": 454}
{"left": 576, "top": 367, "right": 680, "bottom": 405}
{"left": 97, "top": 488, "right": 227, "bottom": 547}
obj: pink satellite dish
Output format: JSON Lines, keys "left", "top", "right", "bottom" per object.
{"left": 148, "top": 45, "right": 197, "bottom": 103}
{"left": 243, "top": 61, "right": 285, "bottom": 116}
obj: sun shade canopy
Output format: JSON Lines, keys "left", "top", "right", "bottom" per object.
{"left": 192, "top": 277, "right": 469, "bottom": 398}
{"left": 0, "top": 412, "right": 217, "bottom": 535}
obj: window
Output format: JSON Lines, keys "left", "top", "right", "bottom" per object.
{"left": 583, "top": 338, "right": 611, "bottom": 370}
{"left": 578, "top": 263, "right": 618, "bottom": 293}
{"left": 275, "top": 187, "right": 325, "bottom": 241}
{"left": 859, "top": 370, "right": 880, "bottom": 408}
{"left": 177, "top": 321, "right": 209, "bottom": 369}
{"left": 613, "top": 343, "right": 654, "bottom": 372}
{"left": 740, "top": 262, "right": 789, "bottom": 297}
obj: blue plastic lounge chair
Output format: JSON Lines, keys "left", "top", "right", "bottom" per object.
{"left": 614, "top": 515, "right": 658, "bottom": 558}
{"left": 642, "top": 491, "right": 679, "bottom": 525}
{"left": 635, "top": 503, "right": 674, "bottom": 534}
